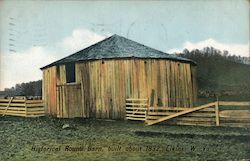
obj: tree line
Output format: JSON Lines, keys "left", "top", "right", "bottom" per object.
{"left": 0, "top": 80, "right": 42, "bottom": 97}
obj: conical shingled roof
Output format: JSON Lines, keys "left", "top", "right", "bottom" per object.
{"left": 41, "top": 34, "right": 195, "bottom": 69}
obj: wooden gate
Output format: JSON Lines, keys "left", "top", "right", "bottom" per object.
{"left": 56, "top": 83, "right": 83, "bottom": 118}
{"left": 125, "top": 98, "right": 250, "bottom": 128}
{"left": 146, "top": 102, "right": 216, "bottom": 126}
{"left": 125, "top": 98, "right": 148, "bottom": 121}
{"left": 146, "top": 101, "right": 250, "bottom": 127}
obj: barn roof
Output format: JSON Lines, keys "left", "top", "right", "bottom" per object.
{"left": 41, "top": 34, "right": 195, "bottom": 70}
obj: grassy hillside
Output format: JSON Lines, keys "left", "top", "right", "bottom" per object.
{"left": 180, "top": 47, "right": 250, "bottom": 99}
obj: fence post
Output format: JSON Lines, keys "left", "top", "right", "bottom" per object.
{"left": 145, "top": 98, "right": 149, "bottom": 122}
{"left": 2, "top": 97, "right": 13, "bottom": 116}
{"left": 24, "top": 97, "right": 27, "bottom": 117}
{"left": 215, "top": 101, "right": 220, "bottom": 126}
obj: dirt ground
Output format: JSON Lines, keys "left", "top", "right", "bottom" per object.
{"left": 0, "top": 116, "right": 250, "bottom": 161}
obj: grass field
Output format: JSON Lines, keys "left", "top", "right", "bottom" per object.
{"left": 0, "top": 116, "right": 250, "bottom": 161}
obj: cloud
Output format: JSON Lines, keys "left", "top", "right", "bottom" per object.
{"left": 0, "top": 46, "right": 57, "bottom": 90}
{"left": 0, "top": 28, "right": 111, "bottom": 90}
{"left": 167, "top": 38, "right": 250, "bottom": 57}
{"left": 61, "top": 29, "right": 110, "bottom": 53}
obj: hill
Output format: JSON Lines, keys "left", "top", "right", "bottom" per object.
{"left": 179, "top": 47, "right": 250, "bottom": 99}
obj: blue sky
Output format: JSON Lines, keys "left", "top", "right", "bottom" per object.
{"left": 0, "top": 0, "right": 249, "bottom": 90}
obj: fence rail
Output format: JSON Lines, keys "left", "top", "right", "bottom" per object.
{"left": 0, "top": 97, "right": 45, "bottom": 117}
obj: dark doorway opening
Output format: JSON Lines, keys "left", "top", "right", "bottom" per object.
{"left": 66, "top": 63, "right": 76, "bottom": 83}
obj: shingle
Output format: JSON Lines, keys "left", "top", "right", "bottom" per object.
{"left": 41, "top": 34, "right": 195, "bottom": 69}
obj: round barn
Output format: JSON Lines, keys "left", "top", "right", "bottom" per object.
{"left": 41, "top": 34, "right": 197, "bottom": 119}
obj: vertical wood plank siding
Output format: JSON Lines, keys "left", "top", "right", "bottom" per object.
{"left": 191, "top": 66, "right": 198, "bottom": 105}
{"left": 42, "top": 66, "right": 57, "bottom": 116}
{"left": 42, "top": 59, "right": 196, "bottom": 119}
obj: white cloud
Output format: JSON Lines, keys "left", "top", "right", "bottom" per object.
{"left": 0, "top": 46, "right": 57, "bottom": 90}
{"left": 61, "top": 29, "right": 110, "bottom": 53}
{"left": 167, "top": 38, "right": 250, "bottom": 57}
{"left": 0, "top": 28, "right": 111, "bottom": 90}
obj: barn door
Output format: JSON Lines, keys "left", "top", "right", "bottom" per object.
{"left": 56, "top": 84, "right": 83, "bottom": 118}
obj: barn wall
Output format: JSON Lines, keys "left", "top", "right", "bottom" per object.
{"left": 42, "top": 66, "right": 57, "bottom": 116}
{"left": 76, "top": 59, "right": 195, "bottom": 119}
{"left": 44, "top": 59, "right": 196, "bottom": 119}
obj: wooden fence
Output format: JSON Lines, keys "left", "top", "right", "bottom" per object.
{"left": 125, "top": 98, "right": 148, "bottom": 121}
{"left": 218, "top": 101, "right": 250, "bottom": 128}
{"left": 0, "top": 97, "right": 45, "bottom": 117}
{"left": 126, "top": 98, "right": 250, "bottom": 128}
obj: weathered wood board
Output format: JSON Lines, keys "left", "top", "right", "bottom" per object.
{"left": 43, "top": 59, "right": 197, "bottom": 119}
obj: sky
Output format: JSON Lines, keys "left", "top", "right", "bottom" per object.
{"left": 0, "top": 0, "right": 249, "bottom": 90}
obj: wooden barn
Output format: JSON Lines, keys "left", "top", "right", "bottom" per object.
{"left": 41, "top": 34, "right": 197, "bottom": 119}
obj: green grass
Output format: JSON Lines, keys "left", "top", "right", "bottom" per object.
{"left": 1, "top": 116, "right": 250, "bottom": 161}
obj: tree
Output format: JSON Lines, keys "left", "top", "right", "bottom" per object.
{"left": 1, "top": 80, "right": 42, "bottom": 96}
